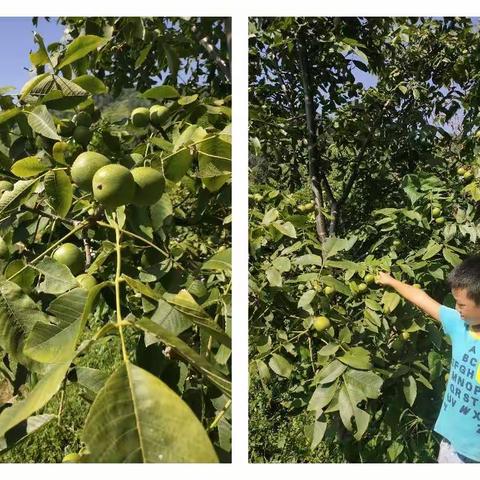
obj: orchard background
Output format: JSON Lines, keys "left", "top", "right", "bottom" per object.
{"left": 249, "top": 17, "right": 480, "bottom": 462}
{"left": 0, "top": 17, "right": 231, "bottom": 463}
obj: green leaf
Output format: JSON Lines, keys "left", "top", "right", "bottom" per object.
{"left": 343, "top": 369, "right": 383, "bottom": 401}
{"left": 262, "top": 208, "right": 279, "bottom": 226}
{"left": 149, "top": 298, "right": 192, "bottom": 338}
{"left": 403, "top": 375, "right": 417, "bottom": 406}
{"left": 268, "top": 353, "right": 292, "bottom": 378}
{"left": 0, "top": 414, "right": 55, "bottom": 454}
{"left": 142, "top": 85, "right": 180, "bottom": 100}
{"left": 308, "top": 382, "right": 338, "bottom": 416}
{"left": 19, "top": 73, "right": 50, "bottom": 100}
{"left": 0, "top": 360, "right": 72, "bottom": 438}
{"left": 136, "top": 318, "right": 231, "bottom": 398}
{"left": 122, "top": 275, "right": 163, "bottom": 302}
{"left": 305, "top": 420, "right": 327, "bottom": 450}
{"left": 0, "top": 178, "right": 39, "bottom": 216}
{"left": 0, "top": 280, "right": 50, "bottom": 365}
{"left": 382, "top": 291, "right": 401, "bottom": 313}
{"left": 0, "top": 108, "right": 21, "bottom": 125}
{"left": 72, "top": 75, "right": 107, "bottom": 94}
{"left": 11, "top": 157, "right": 49, "bottom": 178}
{"left": 82, "top": 362, "right": 218, "bottom": 462}
{"left": 57, "top": 35, "right": 107, "bottom": 70}
{"left": 316, "top": 360, "right": 347, "bottom": 384}
{"left": 30, "top": 33, "right": 51, "bottom": 67}
{"left": 24, "top": 288, "right": 88, "bottom": 363}
{"left": 272, "top": 221, "right": 296, "bottom": 238}
{"left": 44, "top": 170, "right": 73, "bottom": 217}
{"left": 4, "top": 260, "right": 37, "bottom": 292}
{"left": 297, "top": 289, "right": 316, "bottom": 311}
{"left": 272, "top": 256, "right": 291, "bottom": 273}
{"left": 178, "top": 94, "right": 199, "bottom": 106}
{"left": 422, "top": 241, "right": 442, "bottom": 260}
{"left": 27, "top": 105, "right": 61, "bottom": 140}
{"left": 294, "top": 254, "right": 323, "bottom": 267}
{"left": 266, "top": 267, "right": 282, "bottom": 287}
{"left": 75, "top": 367, "right": 108, "bottom": 394}
{"left": 338, "top": 347, "right": 372, "bottom": 370}
{"left": 338, "top": 385, "right": 371, "bottom": 440}
{"left": 164, "top": 289, "right": 231, "bottom": 348}
{"left": 135, "top": 44, "right": 152, "bottom": 69}
{"left": 35, "top": 257, "right": 78, "bottom": 295}
{"left": 201, "top": 248, "right": 231, "bottom": 274}
{"left": 442, "top": 247, "right": 462, "bottom": 267}
{"left": 158, "top": 148, "right": 194, "bottom": 182}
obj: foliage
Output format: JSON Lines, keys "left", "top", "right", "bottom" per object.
{"left": 249, "top": 17, "right": 480, "bottom": 463}
{"left": 0, "top": 16, "right": 231, "bottom": 463}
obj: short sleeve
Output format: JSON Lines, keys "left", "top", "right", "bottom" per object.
{"left": 439, "top": 305, "right": 462, "bottom": 337}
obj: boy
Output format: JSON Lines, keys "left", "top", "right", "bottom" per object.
{"left": 377, "top": 255, "right": 480, "bottom": 463}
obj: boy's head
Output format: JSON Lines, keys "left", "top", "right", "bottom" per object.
{"left": 447, "top": 255, "right": 480, "bottom": 326}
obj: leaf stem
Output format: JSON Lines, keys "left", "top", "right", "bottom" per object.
{"left": 207, "top": 399, "right": 231, "bottom": 432}
{"left": 114, "top": 220, "right": 129, "bottom": 364}
{"left": 97, "top": 220, "right": 177, "bottom": 266}
{"left": 255, "top": 329, "right": 310, "bottom": 361}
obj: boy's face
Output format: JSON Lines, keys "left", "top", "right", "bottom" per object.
{"left": 452, "top": 288, "right": 480, "bottom": 326}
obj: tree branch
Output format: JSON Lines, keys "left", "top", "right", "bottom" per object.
{"left": 191, "top": 24, "right": 231, "bottom": 82}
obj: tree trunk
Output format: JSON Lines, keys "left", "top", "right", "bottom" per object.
{"left": 297, "top": 32, "right": 327, "bottom": 241}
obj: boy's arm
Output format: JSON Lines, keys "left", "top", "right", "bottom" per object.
{"left": 376, "top": 272, "right": 441, "bottom": 322}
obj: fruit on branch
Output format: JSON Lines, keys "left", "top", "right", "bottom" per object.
{"left": 92, "top": 164, "right": 136, "bottom": 209}
{"left": 53, "top": 243, "right": 85, "bottom": 275}
{"left": 71, "top": 151, "right": 111, "bottom": 191}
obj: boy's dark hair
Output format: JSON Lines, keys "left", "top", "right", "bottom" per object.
{"left": 447, "top": 255, "right": 480, "bottom": 305}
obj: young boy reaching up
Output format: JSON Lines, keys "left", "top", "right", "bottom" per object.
{"left": 377, "top": 256, "right": 480, "bottom": 463}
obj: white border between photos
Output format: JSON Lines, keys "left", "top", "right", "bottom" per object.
{"left": 0, "top": 0, "right": 479, "bottom": 479}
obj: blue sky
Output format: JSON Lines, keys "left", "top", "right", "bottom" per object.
{"left": 0, "top": 17, "right": 64, "bottom": 93}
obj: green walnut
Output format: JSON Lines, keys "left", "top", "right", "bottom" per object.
{"left": 92, "top": 164, "right": 136, "bottom": 209}
{"left": 149, "top": 105, "right": 170, "bottom": 127}
{"left": 131, "top": 167, "right": 165, "bottom": 206}
{"left": 130, "top": 107, "right": 150, "bottom": 128}
{"left": 73, "top": 126, "right": 93, "bottom": 146}
{"left": 70, "top": 151, "right": 111, "bottom": 192}
{"left": 53, "top": 243, "right": 85, "bottom": 275}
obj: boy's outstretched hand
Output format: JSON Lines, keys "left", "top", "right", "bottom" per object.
{"left": 375, "top": 271, "right": 394, "bottom": 286}
{"left": 375, "top": 271, "right": 441, "bottom": 322}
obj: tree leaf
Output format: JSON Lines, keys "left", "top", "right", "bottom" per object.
{"left": 44, "top": 170, "right": 73, "bottom": 218}
{"left": 35, "top": 257, "right": 78, "bottom": 295}
{"left": 0, "top": 361, "right": 72, "bottom": 438}
{"left": 57, "top": 35, "right": 107, "bottom": 70}
{"left": 149, "top": 298, "right": 192, "bottom": 338}
{"left": 266, "top": 267, "right": 282, "bottom": 287}
{"left": 0, "top": 108, "right": 21, "bottom": 125}
{"left": 11, "top": 157, "right": 49, "bottom": 178}
{"left": 0, "top": 280, "right": 50, "bottom": 365}
{"left": 268, "top": 353, "right": 292, "bottom": 378}
{"left": 403, "top": 375, "right": 417, "bottom": 406}
{"left": 82, "top": 362, "right": 218, "bottom": 462}
{"left": 158, "top": 148, "right": 193, "bottom": 182}
{"left": 178, "top": 94, "right": 199, "bottom": 106}
{"left": 201, "top": 248, "right": 231, "bottom": 274}
{"left": 27, "top": 105, "right": 61, "bottom": 140}
{"left": 308, "top": 382, "right": 338, "bottom": 417}
{"left": 0, "top": 414, "right": 55, "bottom": 454}
{"left": 142, "top": 85, "right": 180, "bottom": 100}
{"left": 72, "top": 75, "right": 107, "bottom": 94}
{"left": 163, "top": 289, "right": 231, "bottom": 348}
{"left": 272, "top": 221, "right": 296, "bottom": 238}
{"left": 136, "top": 318, "right": 231, "bottom": 397}
{"left": 338, "top": 347, "right": 372, "bottom": 370}
{"left": 315, "top": 360, "right": 347, "bottom": 384}
{"left": 24, "top": 288, "right": 88, "bottom": 363}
